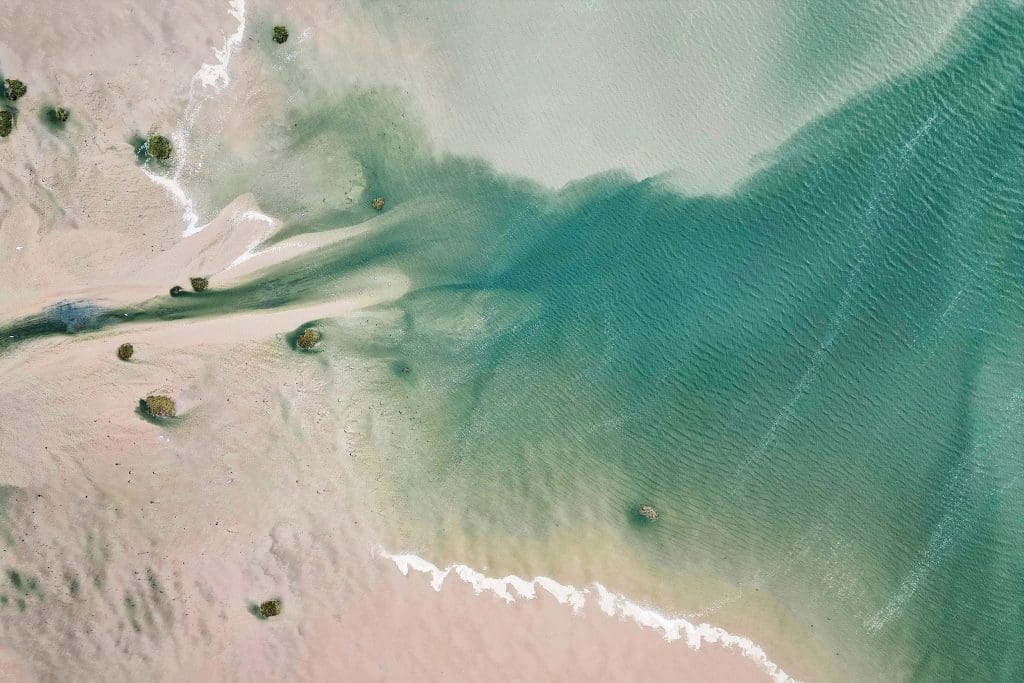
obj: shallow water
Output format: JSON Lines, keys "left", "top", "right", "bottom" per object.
{"left": 4, "top": 1, "right": 1024, "bottom": 680}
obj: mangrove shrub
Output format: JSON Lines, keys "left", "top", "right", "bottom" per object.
{"left": 296, "top": 328, "right": 322, "bottom": 350}
{"left": 143, "top": 395, "right": 175, "bottom": 418}
{"left": 259, "top": 599, "right": 282, "bottom": 618}
{"left": 147, "top": 134, "right": 172, "bottom": 160}
{"left": 3, "top": 79, "right": 26, "bottom": 101}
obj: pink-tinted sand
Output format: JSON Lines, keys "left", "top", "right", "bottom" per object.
{"left": 305, "top": 562, "right": 771, "bottom": 682}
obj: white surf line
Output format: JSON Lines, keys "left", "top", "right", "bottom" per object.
{"left": 378, "top": 547, "right": 796, "bottom": 683}
{"left": 143, "top": 0, "right": 247, "bottom": 237}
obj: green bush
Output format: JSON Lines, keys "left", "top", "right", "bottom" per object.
{"left": 273, "top": 25, "right": 289, "bottom": 44}
{"left": 3, "top": 79, "right": 26, "bottom": 101}
{"left": 143, "top": 395, "right": 175, "bottom": 418}
{"left": 259, "top": 599, "right": 282, "bottom": 618}
{"left": 54, "top": 107, "right": 69, "bottom": 123}
{"left": 190, "top": 277, "right": 209, "bottom": 292}
{"left": 117, "top": 343, "right": 134, "bottom": 361}
{"left": 371, "top": 197, "right": 385, "bottom": 211}
{"left": 0, "top": 111, "right": 11, "bottom": 138}
{"left": 296, "top": 328, "right": 322, "bottom": 350}
{"left": 147, "top": 134, "right": 172, "bottom": 160}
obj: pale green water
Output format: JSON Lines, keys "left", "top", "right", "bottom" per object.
{"left": 4, "top": 2, "right": 1024, "bottom": 680}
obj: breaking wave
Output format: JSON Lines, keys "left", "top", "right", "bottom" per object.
{"left": 377, "top": 547, "right": 796, "bottom": 683}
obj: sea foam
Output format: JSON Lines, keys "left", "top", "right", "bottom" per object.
{"left": 377, "top": 547, "right": 796, "bottom": 683}
{"left": 143, "top": 0, "right": 247, "bottom": 238}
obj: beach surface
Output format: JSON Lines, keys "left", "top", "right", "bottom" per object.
{"left": 0, "top": 1, "right": 804, "bottom": 680}
{"left": 5, "top": 1, "right": 1023, "bottom": 682}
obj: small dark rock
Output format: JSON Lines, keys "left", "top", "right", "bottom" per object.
{"left": 638, "top": 504, "right": 658, "bottom": 522}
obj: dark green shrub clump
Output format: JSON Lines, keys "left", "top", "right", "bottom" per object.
{"left": 147, "top": 134, "right": 172, "bottom": 160}
{"left": 143, "top": 395, "right": 175, "bottom": 418}
{"left": 117, "top": 343, "right": 134, "bottom": 361}
{"left": 296, "top": 328, "right": 321, "bottom": 350}
{"left": 3, "top": 79, "right": 26, "bottom": 101}
{"left": 0, "top": 111, "right": 11, "bottom": 138}
{"left": 272, "top": 25, "right": 289, "bottom": 44}
{"left": 44, "top": 106, "right": 70, "bottom": 127}
{"left": 259, "top": 599, "right": 282, "bottom": 618}
{"left": 371, "top": 197, "right": 385, "bottom": 211}
{"left": 190, "top": 277, "right": 209, "bottom": 292}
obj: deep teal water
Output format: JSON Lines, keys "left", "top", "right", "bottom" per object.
{"left": 4, "top": 3, "right": 1024, "bottom": 680}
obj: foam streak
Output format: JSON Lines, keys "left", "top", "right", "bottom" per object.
{"left": 143, "top": 0, "right": 247, "bottom": 237}
{"left": 377, "top": 547, "right": 795, "bottom": 683}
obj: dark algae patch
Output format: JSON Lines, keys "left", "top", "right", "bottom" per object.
{"left": 5, "top": 568, "right": 43, "bottom": 612}
{"left": 40, "top": 106, "right": 70, "bottom": 132}
{"left": 129, "top": 133, "right": 149, "bottom": 163}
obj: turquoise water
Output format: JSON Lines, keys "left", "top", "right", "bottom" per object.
{"left": 4, "top": 2, "right": 1024, "bottom": 680}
